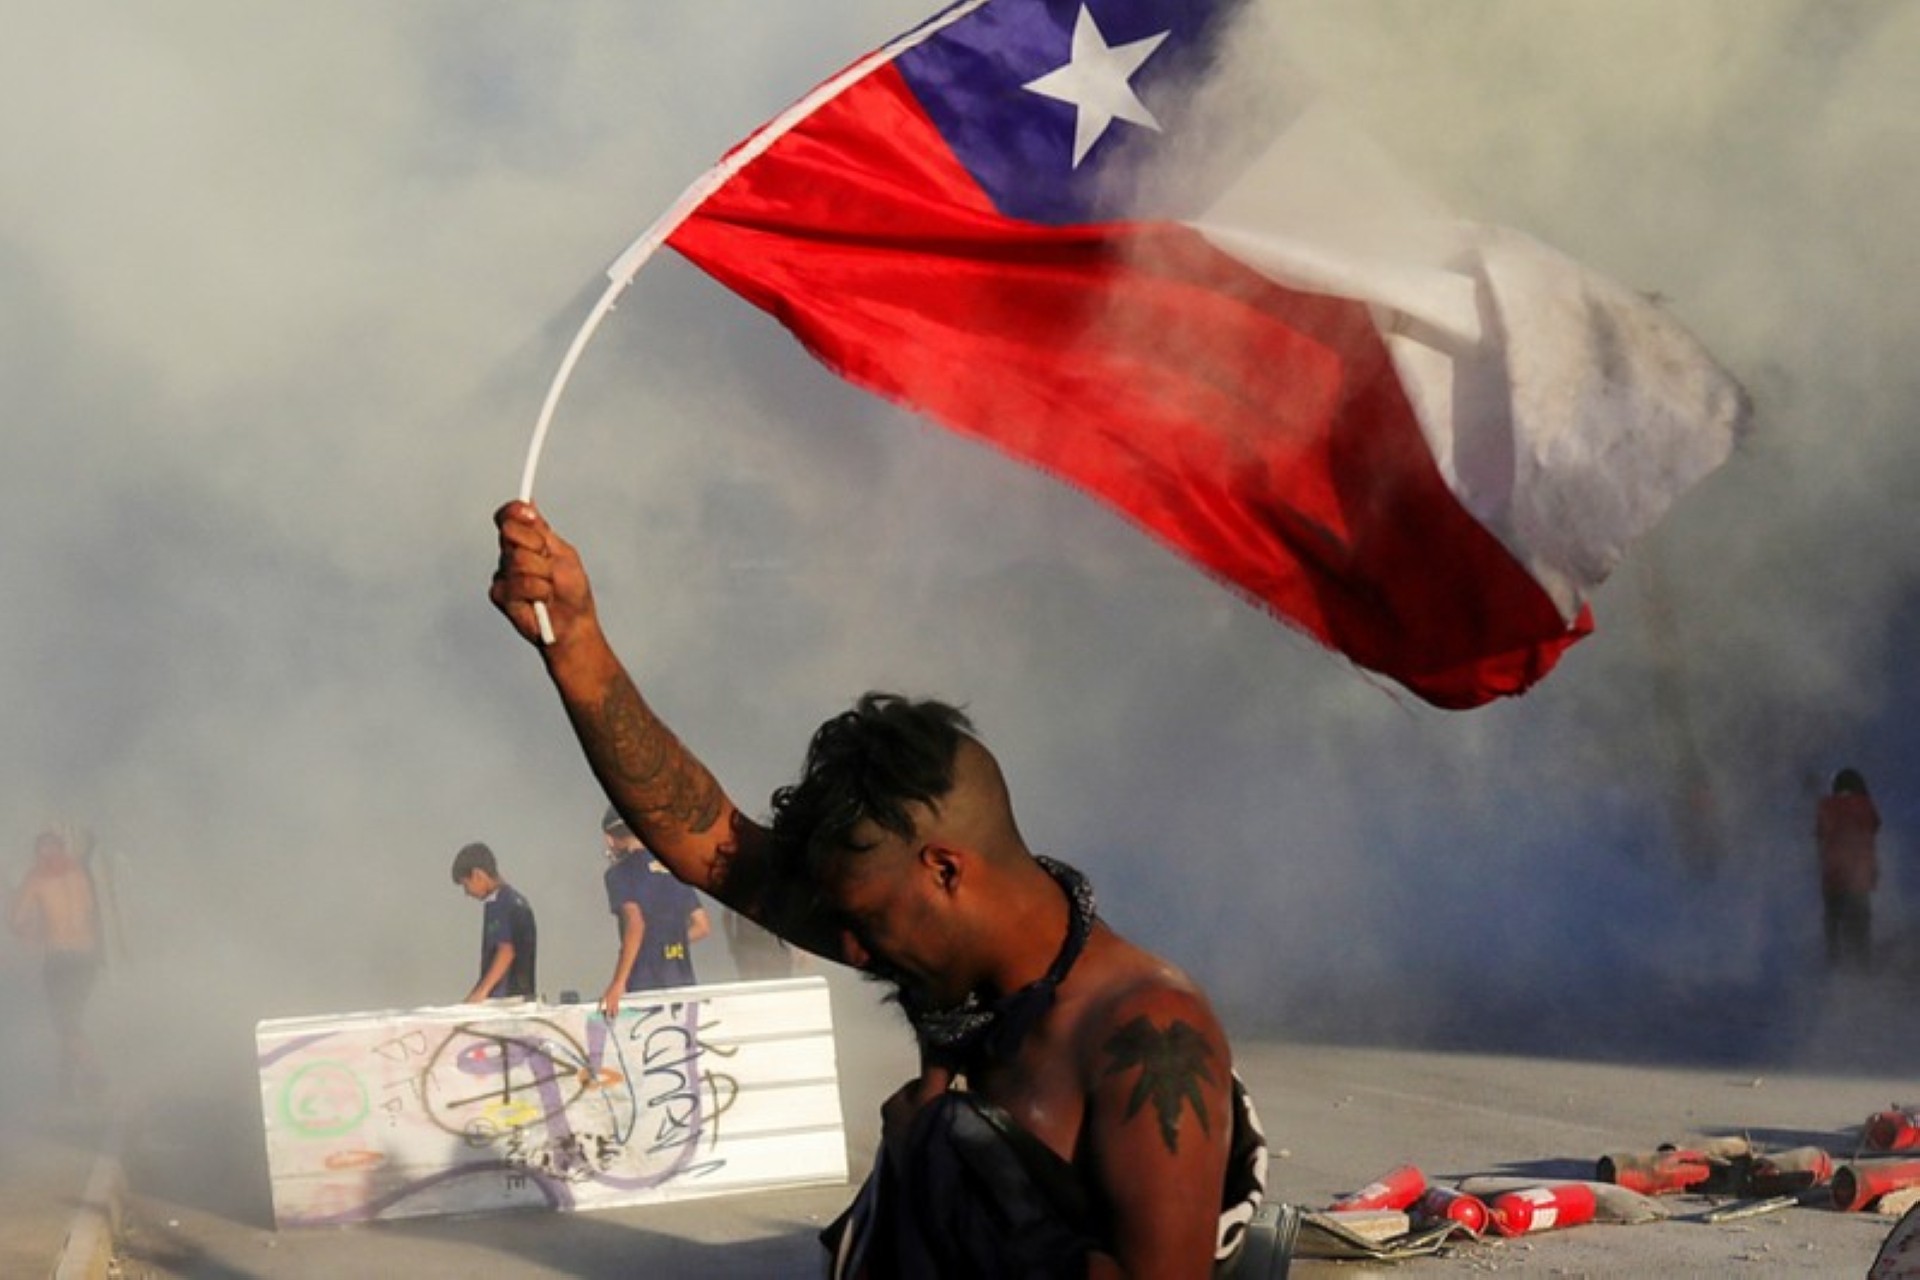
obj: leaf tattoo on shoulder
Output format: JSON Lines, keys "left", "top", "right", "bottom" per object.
{"left": 1101, "top": 1017, "right": 1217, "bottom": 1154}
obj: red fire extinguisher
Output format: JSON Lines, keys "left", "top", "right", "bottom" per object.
{"left": 1865, "top": 1108, "right": 1920, "bottom": 1153}
{"left": 1834, "top": 1160, "right": 1920, "bottom": 1213}
{"left": 1327, "top": 1164, "right": 1425, "bottom": 1212}
{"left": 1410, "top": 1185, "right": 1490, "bottom": 1234}
{"left": 1749, "top": 1146, "right": 1834, "bottom": 1196}
{"left": 1488, "top": 1184, "right": 1598, "bottom": 1236}
{"left": 1596, "top": 1147, "right": 1712, "bottom": 1195}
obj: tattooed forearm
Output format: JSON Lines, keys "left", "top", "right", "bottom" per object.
{"left": 590, "top": 671, "right": 724, "bottom": 837}
{"left": 602, "top": 674, "right": 671, "bottom": 784}
{"left": 1101, "top": 1017, "right": 1217, "bottom": 1154}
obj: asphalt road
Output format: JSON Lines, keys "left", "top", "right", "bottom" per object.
{"left": 107, "top": 966, "right": 1920, "bottom": 1278}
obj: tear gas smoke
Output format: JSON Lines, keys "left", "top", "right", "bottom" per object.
{"left": 3, "top": 1, "right": 1917, "bottom": 1148}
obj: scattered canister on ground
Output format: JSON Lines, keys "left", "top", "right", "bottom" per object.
{"left": 1596, "top": 1148, "right": 1712, "bottom": 1195}
{"left": 1488, "top": 1184, "right": 1598, "bottom": 1236}
{"left": 1410, "top": 1185, "right": 1490, "bottom": 1234}
{"left": 1866, "top": 1109, "right": 1920, "bottom": 1153}
{"left": 1749, "top": 1147, "right": 1834, "bottom": 1196}
{"left": 1833, "top": 1160, "right": 1920, "bottom": 1213}
{"left": 1327, "top": 1164, "right": 1426, "bottom": 1212}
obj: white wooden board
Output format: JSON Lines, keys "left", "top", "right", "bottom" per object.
{"left": 256, "top": 978, "right": 848, "bottom": 1227}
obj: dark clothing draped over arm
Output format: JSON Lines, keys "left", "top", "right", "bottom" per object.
{"left": 825, "top": 1080, "right": 1269, "bottom": 1279}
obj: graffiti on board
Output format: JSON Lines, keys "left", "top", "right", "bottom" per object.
{"left": 257, "top": 978, "right": 847, "bottom": 1226}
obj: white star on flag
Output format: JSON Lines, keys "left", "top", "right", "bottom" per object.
{"left": 1022, "top": 6, "right": 1171, "bottom": 169}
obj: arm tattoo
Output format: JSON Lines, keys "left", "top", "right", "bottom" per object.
{"left": 596, "top": 672, "right": 724, "bottom": 836}
{"left": 1101, "top": 1017, "right": 1217, "bottom": 1154}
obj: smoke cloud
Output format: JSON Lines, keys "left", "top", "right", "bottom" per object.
{"left": 3, "top": 0, "right": 1917, "bottom": 1133}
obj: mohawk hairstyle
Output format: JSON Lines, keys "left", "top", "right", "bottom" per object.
{"left": 769, "top": 693, "right": 973, "bottom": 878}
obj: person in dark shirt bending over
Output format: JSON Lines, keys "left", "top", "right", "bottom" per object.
{"left": 451, "top": 841, "right": 538, "bottom": 1002}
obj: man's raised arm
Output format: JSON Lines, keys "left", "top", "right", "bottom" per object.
{"left": 490, "top": 501, "right": 768, "bottom": 907}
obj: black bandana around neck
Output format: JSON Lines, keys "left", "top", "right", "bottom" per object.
{"left": 904, "top": 856, "right": 1097, "bottom": 1070}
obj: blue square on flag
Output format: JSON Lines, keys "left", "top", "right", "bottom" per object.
{"left": 896, "top": 0, "right": 1249, "bottom": 223}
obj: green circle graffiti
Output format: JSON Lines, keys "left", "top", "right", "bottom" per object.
{"left": 280, "top": 1061, "right": 370, "bottom": 1138}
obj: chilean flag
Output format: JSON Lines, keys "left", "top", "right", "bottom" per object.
{"left": 603, "top": 0, "right": 1748, "bottom": 707}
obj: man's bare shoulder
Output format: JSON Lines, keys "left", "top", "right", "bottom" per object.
{"left": 1070, "top": 930, "right": 1234, "bottom": 1202}
{"left": 1067, "top": 929, "right": 1229, "bottom": 1075}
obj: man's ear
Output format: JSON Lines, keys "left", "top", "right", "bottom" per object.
{"left": 919, "top": 843, "right": 965, "bottom": 894}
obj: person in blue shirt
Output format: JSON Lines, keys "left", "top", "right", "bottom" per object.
{"left": 599, "top": 806, "right": 710, "bottom": 1016}
{"left": 451, "top": 842, "right": 537, "bottom": 1001}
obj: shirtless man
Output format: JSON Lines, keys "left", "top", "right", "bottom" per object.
{"left": 491, "top": 502, "right": 1263, "bottom": 1278}
{"left": 9, "top": 830, "right": 102, "bottom": 1095}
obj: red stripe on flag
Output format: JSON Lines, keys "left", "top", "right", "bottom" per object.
{"left": 668, "top": 64, "right": 1585, "bottom": 707}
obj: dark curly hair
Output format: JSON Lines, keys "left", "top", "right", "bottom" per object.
{"left": 769, "top": 693, "right": 973, "bottom": 881}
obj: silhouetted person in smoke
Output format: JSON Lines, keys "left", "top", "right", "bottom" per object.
{"left": 491, "top": 501, "right": 1266, "bottom": 1279}
{"left": 599, "top": 806, "right": 710, "bottom": 1015}
{"left": 9, "top": 828, "right": 103, "bottom": 1097}
{"left": 1817, "top": 767, "right": 1880, "bottom": 970}
{"left": 451, "top": 842, "right": 538, "bottom": 1001}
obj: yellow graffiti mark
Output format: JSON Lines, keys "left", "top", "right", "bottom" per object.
{"left": 480, "top": 1098, "right": 544, "bottom": 1130}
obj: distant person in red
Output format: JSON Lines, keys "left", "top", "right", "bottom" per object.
{"left": 8, "top": 829, "right": 102, "bottom": 1097}
{"left": 1816, "top": 767, "right": 1880, "bottom": 970}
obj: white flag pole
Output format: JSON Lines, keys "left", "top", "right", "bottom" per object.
{"left": 513, "top": 166, "right": 797, "bottom": 645}
{"left": 518, "top": 277, "right": 626, "bottom": 645}
{"left": 514, "top": 1, "right": 988, "bottom": 644}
